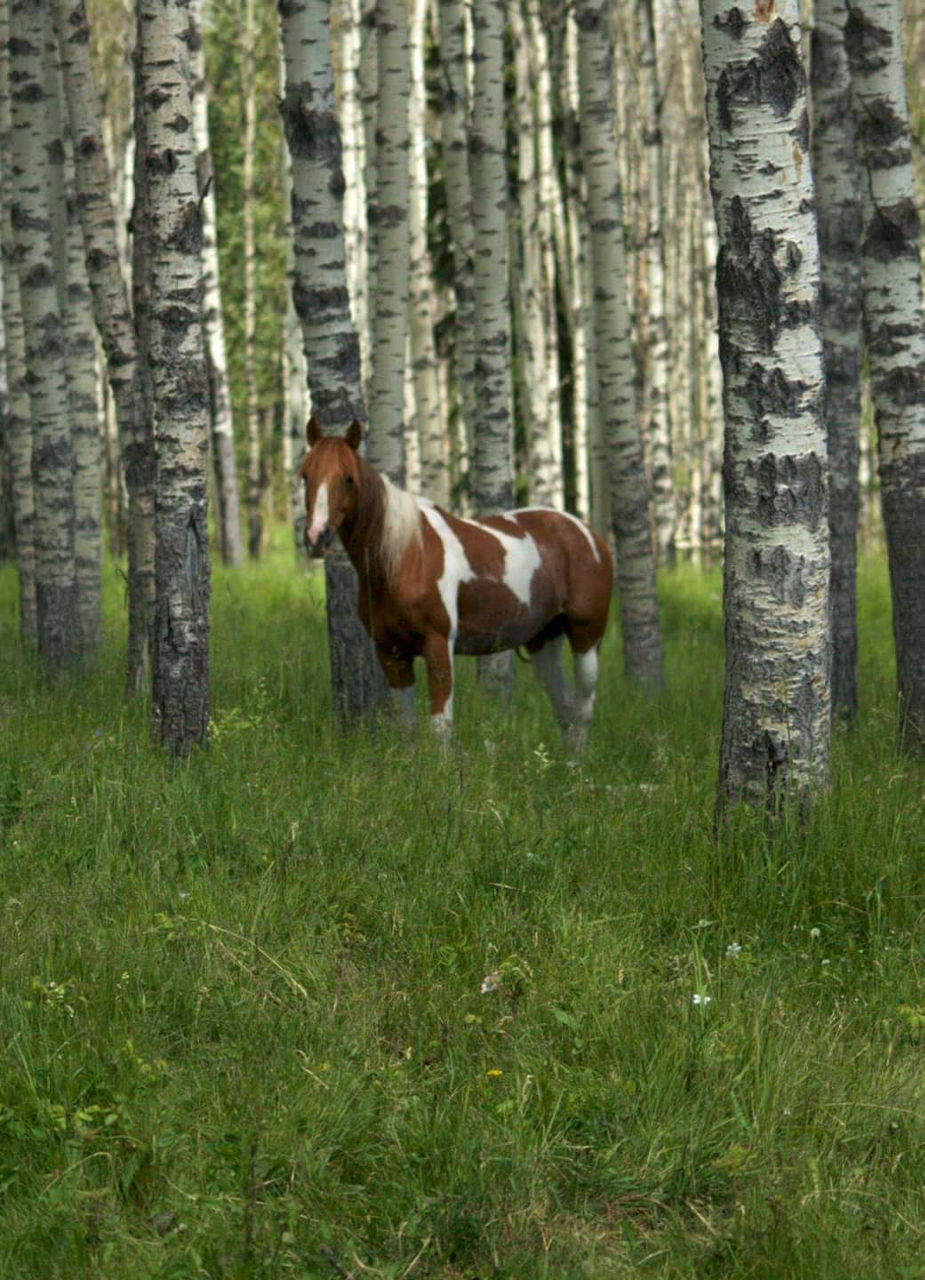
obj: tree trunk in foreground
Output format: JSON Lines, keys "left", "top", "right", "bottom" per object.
{"left": 576, "top": 0, "right": 663, "bottom": 687}
{"left": 845, "top": 0, "right": 925, "bottom": 752}
{"left": 10, "top": 0, "right": 77, "bottom": 677}
{"left": 278, "top": 0, "right": 387, "bottom": 724}
{"left": 702, "top": 0, "right": 831, "bottom": 817}
{"left": 137, "top": 0, "right": 211, "bottom": 753}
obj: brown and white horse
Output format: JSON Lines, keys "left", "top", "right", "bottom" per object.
{"left": 299, "top": 417, "right": 613, "bottom": 749}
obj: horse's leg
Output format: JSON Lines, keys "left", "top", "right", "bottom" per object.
{"left": 377, "top": 648, "right": 416, "bottom": 728}
{"left": 566, "top": 641, "right": 600, "bottom": 755}
{"left": 422, "top": 631, "right": 454, "bottom": 739}
{"left": 531, "top": 634, "right": 574, "bottom": 734}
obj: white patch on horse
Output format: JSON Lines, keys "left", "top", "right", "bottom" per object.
{"left": 511, "top": 507, "right": 602, "bottom": 563}
{"left": 379, "top": 475, "right": 422, "bottom": 580}
{"left": 432, "top": 692, "right": 454, "bottom": 737}
{"left": 308, "top": 481, "right": 329, "bottom": 545}
{"left": 457, "top": 516, "right": 542, "bottom": 606}
{"left": 420, "top": 502, "right": 475, "bottom": 633}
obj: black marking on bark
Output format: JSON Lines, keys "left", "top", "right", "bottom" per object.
{"left": 754, "top": 451, "right": 825, "bottom": 530}
{"left": 713, "top": 7, "right": 746, "bottom": 37}
{"left": 717, "top": 197, "right": 782, "bottom": 352}
{"left": 844, "top": 7, "right": 892, "bottom": 74}
{"left": 873, "top": 366, "right": 925, "bottom": 409}
{"left": 748, "top": 543, "right": 806, "bottom": 607}
{"left": 22, "top": 262, "right": 56, "bottom": 289}
{"left": 167, "top": 202, "right": 203, "bottom": 255}
{"left": 148, "top": 148, "right": 180, "bottom": 176}
{"left": 744, "top": 363, "right": 803, "bottom": 421}
{"left": 854, "top": 97, "right": 906, "bottom": 154}
{"left": 716, "top": 18, "right": 802, "bottom": 130}
{"left": 862, "top": 198, "right": 919, "bottom": 261}
{"left": 145, "top": 86, "right": 171, "bottom": 112}
{"left": 169, "top": 114, "right": 191, "bottom": 136}
{"left": 75, "top": 133, "right": 103, "bottom": 159}
{"left": 792, "top": 108, "right": 809, "bottom": 153}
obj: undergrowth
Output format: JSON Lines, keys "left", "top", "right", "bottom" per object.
{"left": 0, "top": 546, "right": 922, "bottom": 1279}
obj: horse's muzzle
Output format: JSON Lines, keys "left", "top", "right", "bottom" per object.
{"left": 305, "top": 526, "right": 334, "bottom": 558}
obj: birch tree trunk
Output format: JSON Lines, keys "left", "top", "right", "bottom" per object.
{"left": 190, "top": 0, "right": 243, "bottom": 568}
{"left": 278, "top": 0, "right": 387, "bottom": 723}
{"left": 702, "top": 0, "right": 831, "bottom": 815}
{"left": 576, "top": 0, "right": 663, "bottom": 687}
{"left": 409, "top": 0, "right": 447, "bottom": 505}
{"left": 0, "top": 6, "right": 37, "bottom": 641}
{"left": 470, "top": 0, "right": 515, "bottom": 696}
{"left": 242, "top": 0, "right": 263, "bottom": 556}
{"left": 55, "top": 0, "right": 154, "bottom": 693}
{"left": 512, "top": 0, "right": 563, "bottom": 509}
{"left": 137, "top": 0, "right": 211, "bottom": 753}
{"left": 844, "top": 0, "right": 925, "bottom": 751}
{"left": 636, "top": 0, "right": 674, "bottom": 561}
{"left": 10, "top": 0, "right": 77, "bottom": 677}
{"left": 64, "top": 152, "right": 102, "bottom": 664}
{"left": 366, "top": 0, "right": 410, "bottom": 485}
{"left": 437, "top": 0, "right": 479, "bottom": 477}
{"left": 810, "top": 0, "right": 862, "bottom": 721}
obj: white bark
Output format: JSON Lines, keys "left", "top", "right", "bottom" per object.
{"left": 190, "top": 0, "right": 243, "bottom": 567}
{"left": 10, "top": 0, "right": 78, "bottom": 676}
{"left": 366, "top": 0, "right": 410, "bottom": 485}
{"left": 577, "top": 0, "right": 663, "bottom": 687}
{"left": 137, "top": 0, "right": 212, "bottom": 752}
{"left": 242, "top": 0, "right": 263, "bottom": 556}
{"left": 811, "top": 0, "right": 862, "bottom": 719}
{"left": 0, "top": 5, "right": 36, "bottom": 641}
{"left": 844, "top": 0, "right": 925, "bottom": 750}
{"left": 702, "top": 0, "right": 831, "bottom": 814}
{"left": 409, "top": 0, "right": 447, "bottom": 504}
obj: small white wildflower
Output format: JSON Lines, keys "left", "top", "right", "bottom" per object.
{"left": 809, "top": 927, "right": 821, "bottom": 941}
{"left": 178, "top": 891, "right": 190, "bottom": 901}
{"left": 480, "top": 970, "right": 502, "bottom": 995}
{"left": 821, "top": 958, "right": 830, "bottom": 966}
{"left": 692, "top": 993, "right": 712, "bottom": 1006}
{"left": 725, "top": 941, "right": 742, "bottom": 958}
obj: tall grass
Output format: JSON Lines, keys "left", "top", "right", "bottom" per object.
{"left": 0, "top": 548, "right": 922, "bottom": 1278}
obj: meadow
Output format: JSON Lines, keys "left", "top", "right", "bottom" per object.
{"left": 0, "top": 544, "right": 923, "bottom": 1279}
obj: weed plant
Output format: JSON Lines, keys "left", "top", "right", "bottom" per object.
{"left": 0, "top": 546, "right": 922, "bottom": 1279}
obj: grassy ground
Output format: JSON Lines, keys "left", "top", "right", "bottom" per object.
{"left": 0, "top": 545, "right": 922, "bottom": 1279}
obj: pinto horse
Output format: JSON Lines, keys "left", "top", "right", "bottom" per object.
{"left": 299, "top": 417, "right": 613, "bottom": 749}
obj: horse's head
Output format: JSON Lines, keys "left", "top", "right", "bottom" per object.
{"left": 298, "top": 416, "right": 364, "bottom": 558}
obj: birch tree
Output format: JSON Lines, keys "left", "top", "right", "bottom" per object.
{"left": 810, "top": 0, "right": 862, "bottom": 720}
{"left": 242, "top": 0, "right": 263, "bottom": 555}
{"left": 10, "top": 0, "right": 77, "bottom": 676}
{"left": 278, "top": 0, "right": 387, "bottom": 722}
{"left": 0, "top": 5, "right": 36, "bottom": 642}
{"left": 190, "top": 0, "right": 243, "bottom": 568}
{"left": 702, "top": 0, "right": 831, "bottom": 815}
{"left": 366, "top": 0, "right": 410, "bottom": 484}
{"left": 470, "top": 0, "right": 515, "bottom": 695}
{"left": 576, "top": 0, "right": 663, "bottom": 687}
{"left": 136, "top": 0, "right": 212, "bottom": 752}
{"left": 844, "top": 0, "right": 925, "bottom": 751}
{"left": 55, "top": 0, "right": 154, "bottom": 692}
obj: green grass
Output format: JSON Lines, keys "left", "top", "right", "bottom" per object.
{"left": 0, "top": 546, "right": 923, "bottom": 1279}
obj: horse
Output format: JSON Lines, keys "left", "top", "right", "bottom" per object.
{"left": 298, "top": 416, "right": 613, "bottom": 751}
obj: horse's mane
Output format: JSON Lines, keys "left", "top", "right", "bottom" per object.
{"left": 377, "top": 472, "right": 423, "bottom": 582}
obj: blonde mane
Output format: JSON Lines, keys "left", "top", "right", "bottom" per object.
{"left": 379, "top": 474, "right": 423, "bottom": 581}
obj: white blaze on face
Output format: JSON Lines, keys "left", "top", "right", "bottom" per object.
{"left": 307, "top": 481, "right": 330, "bottom": 546}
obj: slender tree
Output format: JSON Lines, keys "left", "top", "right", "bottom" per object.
{"left": 702, "top": 0, "right": 831, "bottom": 815}
{"left": 366, "top": 0, "right": 410, "bottom": 484}
{"left": 190, "top": 0, "right": 243, "bottom": 568}
{"left": 278, "top": 0, "right": 387, "bottom": 723}
{"left": 576, "top": 0, "right": 663, "bottom": 687}
{"left": 136, "top": 0, "right": 212, "bottom": 752}
{"left": 469, "top": 0, "right": 515, "bottom": 695}
{"left": 844, "top": 0, "right": 925, "bottom": 751}
{"left": 55, "top": 0, "right": 154, "bottom": 693}
{"left": 241, "top": 0, "right": 264, "bottom": 556}
{"left": 0, "top": 4, "right": 37, "bottom": 641}
{"left": 10, "top": 0, "right": 78, "bottom": 677}
{"left": 811, "top": 0, "right": 863, "bottom": 721}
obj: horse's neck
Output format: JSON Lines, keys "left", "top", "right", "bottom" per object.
{"left": 339, "top": 458, "right": 389, "bottom": 582}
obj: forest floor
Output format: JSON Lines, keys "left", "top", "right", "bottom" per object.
{"left": 0, "top": 542, "right": 923, "bottom": 1279}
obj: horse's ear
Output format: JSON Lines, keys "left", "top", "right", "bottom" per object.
{"left": 345, "top": 419, "right": 363, "bottom": 451}
{"left": 306, "top": 415, "right": 324, "bottom": 447}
